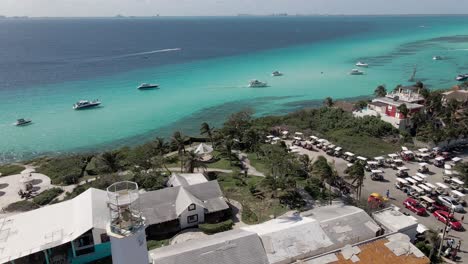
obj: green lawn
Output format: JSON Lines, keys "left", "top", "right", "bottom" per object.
{"left": 244, "top": 153, "right": 270, "bottom": 175}
{"left": 0, "top": 164, "right": 24, "bottom": 177}
{"left": 327, "top": 130, "right": 401, "bottom": 158}
{"left": 217, "top": 172, "right": 287, "bottom": 224}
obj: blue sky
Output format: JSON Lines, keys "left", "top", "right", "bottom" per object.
{"left": 2, "top": 0, "right": 468, "bottom": 17}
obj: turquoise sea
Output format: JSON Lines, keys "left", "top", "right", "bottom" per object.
{"left": 1, "top": 16, "right": 468, "bottom": 162}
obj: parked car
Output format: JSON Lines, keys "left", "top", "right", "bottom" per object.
{"left": 433, "top": 210, "right": 463, "bottom": 231}
{"left": 437, "top": 196, "right": 464, "bottom": 213}
{"left": 403, "top": 198, "right": 426, "bottom": 216}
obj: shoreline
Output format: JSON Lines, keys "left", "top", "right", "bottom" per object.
{"left": 0, "top": 94, "right": 372, "bottom": 165}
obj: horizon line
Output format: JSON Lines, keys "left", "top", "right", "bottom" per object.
{"left": 2, "top": 13, "right": 468, "bottom": 19}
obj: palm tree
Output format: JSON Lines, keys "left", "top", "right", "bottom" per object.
{"left": 184, "top": 151, "right": 207, "bottom": 173}
{"left": 100, "top": 151, "right": 122, "bottom": 173}
{"left": 323, "top": 97, "right": 334, "bottom": 108}
{"left": 222, "top": 137, "right": 235, "bottom": 165}
{"left": 312, "top": 156, "right": 334, "bottom": 204}
{"left": 153, "top": 137, "right": 168, "bottom": 156}
{"left": 346, "top": 163, "right": 365, "bottom": 200}
{"left": 397, "top": 103, "right": 410, "bottom": 118}
{"left": 374, "top": 85, "right": 387, "bottom": 97}
{"left": 393, "top": 84, "right": 403, "bottom": 92}
{"left": 425, "top": 229, "right": 441, "bottom": 260}
{"left": 171, "top": 131, "right": 186, "bottom": 172}
{"left": 200, "top": 122, "right": 215, "bottom": 147}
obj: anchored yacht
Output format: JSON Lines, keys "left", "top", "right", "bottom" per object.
{"left": 355, "top": 61, "right": 369, "bottom": 67}
{"left": 14, "top": 118, "right": 32, "bottom": 126}
{"left": 272, "top": 71, "right": 283, "bottom": 77}
{"left": 456, "top": 74, "right": 468, "bottom": 81}
{"left": 349, "top": 69, "right": 364, "bottom": 75}
{"left": 248, "top": 80, "right": 268, "bottom": 88}
{"left": 137, "top": 83, "right": 159, "bottom": 90}
{"left": 73, "top": 100, "right": 101, "bottom": 110}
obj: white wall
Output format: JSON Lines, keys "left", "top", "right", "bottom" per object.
{"left": 179, "top": 203, "right": 205, "bottom": 229}
{"left": 109, "top": 227, "right": 148, "bottom": 264}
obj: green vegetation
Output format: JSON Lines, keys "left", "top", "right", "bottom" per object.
{"left": 254, "top": 107, "right": 400, "bottom": 157}
{"left": 33, "top": 187, "right": 64, "bottom": 205}
{"left": 0, "top": 164, "right": 24, "bottom": 176}
{"left": 4, "top": 200, "right": 39, "bottom": 212}
{"left": 146, "top": 239, "right": 169, "bottom": 250}
{"left": 410, "top": 88, "right": 467, "bottom": 143}
{"left": 455, "top": 162, "right": 468, "bottom": 187}
{"left": 199, "top": 219, "right": 234, "bottom": 234}
{"left": 35, "top": 155, "right": 93, "bottom": 185}
{"left": 217, "top": 172, "right": 287, "bottom": 224}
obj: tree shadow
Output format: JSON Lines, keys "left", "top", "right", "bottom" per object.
{"left": 31, "top": 179, "right": 43, "bottom": 185}
{"left": 0, "top": 183, "right": 9, "bottom": 190}
{"left": 0, "top": 191, "right": 5, "bottom": 197}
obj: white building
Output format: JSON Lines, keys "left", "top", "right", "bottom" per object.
{"left": 372, "top": 206, "right": 419, "bottom": 241}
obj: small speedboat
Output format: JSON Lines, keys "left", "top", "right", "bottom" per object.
{"left": 455, "top": 74, "right": 468, "bottom": 81}
{"left": 73, "top": 100, "right": 101, "bottom": 110}
{"left": 349, "top": 69, "right": 364, "bottom": 75}
{"left": 15, "top": 118, "right": 32, "bottom": 126}
{"left": 248, "top": 80, "right": 268, "bottom": 88}
{"left": 355, "top": 61, "right": 369, "bottom": 67}
{"left": 137, "top": 83, "right": 159, "bottom": 90}
{"left": 272, "top": 71, "right": 283, "bottom": 77}
{"left": 433, "top": 56, "right": 443, "bottom": 61}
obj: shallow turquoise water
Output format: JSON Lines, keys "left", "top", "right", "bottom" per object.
{"left": 1, "top": 17, "right": 468, "bottom": 162}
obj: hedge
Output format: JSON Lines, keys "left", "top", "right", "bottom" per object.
{"left": 199, "top": 219, "right": 234, "bottom": 234}
{"left": 33, "top": 188, "right": 64, "bottom": 205}
{"left": 4, "top": 200, "right": 39, "bottom": 212}
{"left": 0, "top": 164, "right": 24, "bottom": 177}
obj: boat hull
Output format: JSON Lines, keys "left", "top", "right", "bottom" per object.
{"left": 73, "top": 103, "right": 101, "bottom": 110}
{"left": 15, "top": 121, "right": 32, "bottom": 126}
{"left": 138, "top": 85, "right": 159, "bottom": 90}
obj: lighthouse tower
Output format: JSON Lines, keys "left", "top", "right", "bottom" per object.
{"left": 106, "top": 181, "right": 148, "bottom": 264}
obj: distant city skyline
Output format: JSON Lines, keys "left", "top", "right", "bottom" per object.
{"left": 2, "top": 0, "right": 468, "bottom": 17}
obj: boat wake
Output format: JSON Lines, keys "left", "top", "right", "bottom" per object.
{"left": 113, "top": 48, "right": 182, "bottom": 59}
{"left": 85, "top": 48, "right": 182, "bottom": 62}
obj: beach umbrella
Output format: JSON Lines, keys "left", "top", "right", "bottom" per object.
{"left": 194, "top": 143, "right": 213, "bottom": 155}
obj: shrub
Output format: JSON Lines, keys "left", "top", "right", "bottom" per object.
{"left": 36, "top": 155, "right": 87, "bottom": 184}
{"left": 199, "top": 219, "right": 234, "bottom": 234}
{"left": 33, "top": 188, "right": 64, "bottom": 205}
{"left": 146, "top": 239, "right": 169, "bottom": 250}
{"left": 4, "top": 200, "right": 39, "bottom": 212}
{"left": 241, "top": 205, "right": 258, "bottom": 224}
{"left": 0, "top": 164, "right": 24, "bottom": 177}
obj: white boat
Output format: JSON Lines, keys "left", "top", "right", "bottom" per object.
{"left": 355, "top": 61, "right": 368, "bottom": 67}
{"left": 73, "top": 100, "right": 101, "bottom": 110}
{"left": 14, "top": 118, "right": 32, "bottom": 126}
{"left": 349, "top": 69, "right": 364, "bottom": 75}
{"left": 248, "top": 80, "right": 268, "bottom": 88}
{"left": 455, "top": 74, "right": 468, "bottom": 81}
{"left": 272, "top": 71, "right": 283, "bottom": 77}
{"left": 433, "top": 56, "right": 442, "bottom": 61}
{"left": 137, "top": 83, "right": 159, "bottom": 90}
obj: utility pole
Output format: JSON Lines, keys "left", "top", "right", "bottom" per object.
{"left": 438, "top": 208, "right": 454, "bottom": 257}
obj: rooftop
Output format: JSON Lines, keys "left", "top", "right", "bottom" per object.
{"left": 149, "top": 229, "right": 269, "bottom": 264}
{"left": 372, "top": 97, "right": 424, "bottom": 109}
{"left": 372, "top": 207, "right": 418, "bottom": 232}
{"left": 0, "top": 188, "right": 109, "bottom": 263}
{"left": 331, "top": 233, "right": 429, "bottom": 264}
{"left": 442, "top": 89, "right": 468, "bottom": 103}
{"left": 140, "top": 180, "right": 228, "bottom": 225}
{"left": 167, "top": 173, "right": 208, "bottom": 187}
{"left": 242, "top": 205, "right": 381, "bottom": 264}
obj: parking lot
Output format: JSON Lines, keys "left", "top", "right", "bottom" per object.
{"left": 286, "top": 138, "right": 468, "bottom": 261}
